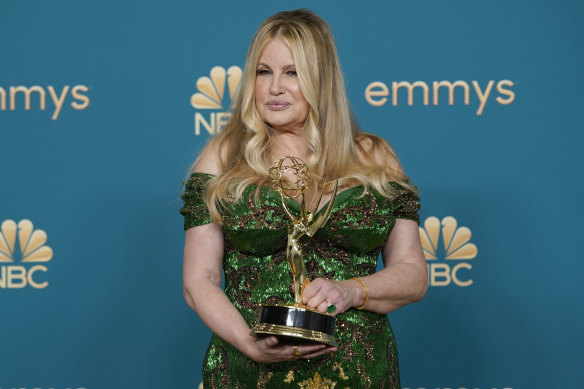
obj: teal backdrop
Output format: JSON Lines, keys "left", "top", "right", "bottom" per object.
{"left": 1, "top": 1, "right": 582, "bottom": 388}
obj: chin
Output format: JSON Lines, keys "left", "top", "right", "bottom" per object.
{"left": 264, "top": 117, "right": 294, "bottom": 129}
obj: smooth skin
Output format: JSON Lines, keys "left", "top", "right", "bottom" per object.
{"left": 182, "top": 38, "right": 427, "bottom": 363}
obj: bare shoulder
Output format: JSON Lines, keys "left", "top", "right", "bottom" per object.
{"left": 356, "top": 133, "right": 403, "bottom": 175}
{"left": 193, "top": 138, "right": 222, "bottom": 175}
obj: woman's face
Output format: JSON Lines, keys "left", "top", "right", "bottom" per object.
{"left": 254, "top": 38, "right": 310, "bottom": 134}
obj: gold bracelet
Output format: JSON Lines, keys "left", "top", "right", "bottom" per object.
{"left": 350, "top": 278, "right": 369, "bottom": 310}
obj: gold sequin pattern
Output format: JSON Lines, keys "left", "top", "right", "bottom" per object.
{"left": 257, "top": 369, "right": 274, "bottom": 389}
{"left": 298, "top": 372, "right": 336, "bottom": 389}
{"left": 284, "top": 369, "right": 294, "bottom": 383}
{"left": 356, "top": 362, "right": 371, "bottom": 389}
{"left": 332, "top": 362, "right": 349, "bottom": 380}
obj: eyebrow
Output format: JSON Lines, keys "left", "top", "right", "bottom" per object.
{"left": 256, "top": 62, "right": 296, "bottom": 69}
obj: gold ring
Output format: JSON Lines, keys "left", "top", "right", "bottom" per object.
{"left": 292, "top": 345, "right": 302, "bottom": 356}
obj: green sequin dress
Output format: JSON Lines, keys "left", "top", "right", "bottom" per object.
{"left": 180, "top": 172, "right": 420, "bottom": 389}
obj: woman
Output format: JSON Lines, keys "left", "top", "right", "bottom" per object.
{"left": 181, "top": 9, "right": 427, "bottom": 388}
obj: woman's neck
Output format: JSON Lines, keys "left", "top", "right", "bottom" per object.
{"left": 270, "top": 131, "right": 311, "bottom": 163}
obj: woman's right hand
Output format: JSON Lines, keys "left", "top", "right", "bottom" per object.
{"left": 242, "top": 335, "right": 337, "bottom": 363}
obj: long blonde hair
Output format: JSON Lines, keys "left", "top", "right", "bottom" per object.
{"left": 200, "top": 9, "right": 410, "bottom": 224}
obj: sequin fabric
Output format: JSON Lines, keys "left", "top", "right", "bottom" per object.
{"left": 180, "top": 172, "right": 420, "bottom": 389}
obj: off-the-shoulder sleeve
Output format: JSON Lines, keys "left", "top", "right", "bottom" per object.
{"left": 180, "top": 172, "right": 213, "bottom": 230}
{"left": 389, "top": 181, "right": 421, "bottom": 224}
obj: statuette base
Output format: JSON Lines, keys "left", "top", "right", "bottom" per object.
{"left": 250, "top": 304, "right": 337, "bottom": 346}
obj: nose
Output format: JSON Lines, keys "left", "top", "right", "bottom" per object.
{"left": 269, "top": 75, "right": 283, "bottom": 95}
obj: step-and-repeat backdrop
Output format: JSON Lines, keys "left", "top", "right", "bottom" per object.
{"left": 1, "top": 1, "right": 582, "bottom": 388}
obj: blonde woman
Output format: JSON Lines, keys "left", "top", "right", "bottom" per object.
{"left": 181, "top": 9, "right": 427, "bottom": 388}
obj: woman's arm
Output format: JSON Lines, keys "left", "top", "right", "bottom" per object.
{"left": 302, "top": 219, "right": 428, "bottom": 315}
{"left": 182, "top": 223, "right": 249, "bottom": 352}
{"left": 361, "top": 218, "right": 428, "bottom": 313}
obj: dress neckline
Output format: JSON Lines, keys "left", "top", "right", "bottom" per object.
{"left": 189, "top": 171, "right": 376, "bottom": 218}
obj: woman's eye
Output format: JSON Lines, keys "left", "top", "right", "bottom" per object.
{"left": 257, "top": 69, "right": 270, "bottom": 75}
{"left": 287, "top": 70, "right": 297, "bottom": 76}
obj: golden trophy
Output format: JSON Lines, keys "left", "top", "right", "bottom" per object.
{"left": 250, "top": 156, "right": 339, "bottom": 346}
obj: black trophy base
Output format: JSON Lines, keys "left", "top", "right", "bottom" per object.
{"left": 249, "top": 304, "right": 337, "bottom": 346}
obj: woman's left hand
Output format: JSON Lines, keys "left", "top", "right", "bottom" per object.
{"left": 301, "top": 278, "right": 364, "bottom": 316}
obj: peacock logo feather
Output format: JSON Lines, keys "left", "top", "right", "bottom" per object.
{"left": 419, "top": 216, "right": 478, "bottom": 260}
{"left": 0, "top": 219, "right": 53, "bottom": 263}
{"left": 190, "top": 66, "right": 242, "bottom": 109}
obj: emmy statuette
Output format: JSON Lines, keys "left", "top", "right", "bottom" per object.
{"left": 250, "top": 156, "right": 339, "bottom": 346}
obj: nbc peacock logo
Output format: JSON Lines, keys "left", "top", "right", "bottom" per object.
{"left": 191, "top": 65, "right": 242, "bottom": 136}
{"left": 0, "top": 219, "right": 53, "bottom": 289}
{"left": 418, "top": 216, "right": 478, "bottom": 287}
